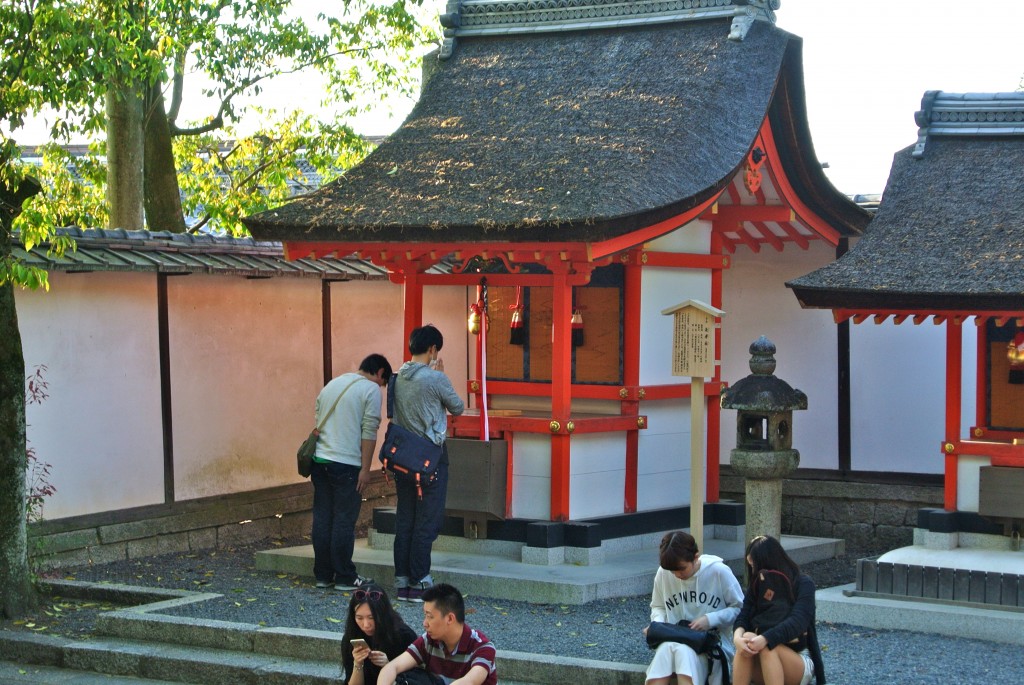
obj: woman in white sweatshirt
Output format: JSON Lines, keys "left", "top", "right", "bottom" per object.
{"left": 643, "top": 531, "right": 744, "bottom": 685}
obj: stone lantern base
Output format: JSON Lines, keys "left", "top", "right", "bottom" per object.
{"left": 731, "top": 448, "right": 799, "bottom": 541}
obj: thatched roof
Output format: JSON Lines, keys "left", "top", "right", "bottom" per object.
{"left": 788, "top": 92, "right": 1024, "bottom": 312}
{"left": 247, "top": 20, "right": 789, "bottom": 244}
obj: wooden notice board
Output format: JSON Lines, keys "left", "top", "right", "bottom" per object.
{"left": 661, "top": 300, "right": 724, "bottom": 378}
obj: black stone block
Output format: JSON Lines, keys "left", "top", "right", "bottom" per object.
{"left": 526, "top": 522, "right": 564, "bottom": 548}
{"left": 564, "top": 521, "right": 602, "bottom": 548}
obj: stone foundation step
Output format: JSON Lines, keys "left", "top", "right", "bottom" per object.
{"left": 0, "top": 630, "right": 341, "bottom": 685}
{"left": 256, "top": 534, "right": 844, "bottom": 605}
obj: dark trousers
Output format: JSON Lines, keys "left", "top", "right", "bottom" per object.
{"left": 311, "top": 461, "right": 362, "bottom": 584}
{"left": 393, "top": 449, "right": 448, "bottom": 585}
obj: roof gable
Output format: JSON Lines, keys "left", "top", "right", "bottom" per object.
{"left": 788, "top": 91, "right": 1024, "bottom": 313}
{"left": 245, "top": 19, "right": 792, "bottom": 244}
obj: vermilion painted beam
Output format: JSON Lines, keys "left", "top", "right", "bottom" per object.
{"left": 641, "top": 252, "right": 732, "bottom": 270}
{"left": 590, "top": 192, "right": 722, "bottom": 259}
{"left": 727, "top": 225, "right": 761, "bottom": 253}
{"left": 757, "top": 126, "right": 843, "bottom": 246}
{"left": 708, "top": 231, "right": 724, "bottom": 503}
{"left": 550, "top": 269, "right": 573, "bottom": 521}
{"left": 944, "top": 321, "right": 962, "bottom": 511}
{"left": 449, "top": 413, "right": 648, "bottom": 435}
{"left": 403, "top": 272, "right": 423, "bottom": 363}
{"left": 419, "top": 273, "right": 593, "bottom": 287}
{"left": 833, "top": 309, "right": 1024, "bottom": 324}
{"left": 623, "top": 249, "right": 642, "bottom": 513}
{"left": 976, "top": 325, "right": 987, "bottom": 429}
{"left": 777, "top": 222, "right": 810, "bottom": 250}
{"left": 751, "top": 221, "right": 785, "bottom": 252}
{"left": 704, "top": 205, "right": 794, "bottom": 224}
{"left": 947, "top": 439, "right": 1024, "bottom": 466}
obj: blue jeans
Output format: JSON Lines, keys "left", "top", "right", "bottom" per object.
{"left": 310, "top": 460, "right": 362, "bottom": 584}
{"left": 393, "top": 448, "right": 448, "bottom": 586}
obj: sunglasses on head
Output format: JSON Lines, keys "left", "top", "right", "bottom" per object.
{"left": 353, "top": 589, "right": 384, "bottom": 602}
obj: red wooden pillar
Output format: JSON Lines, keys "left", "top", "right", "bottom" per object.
{"left": 402, "top": 270, "right": 423, "bottom": 362}
{"left": 550, "top": 267, "right": 573, "bottom": 521}
{"left": 944, "top": 319, "right": 962, "bottom": 511}
{"left": 707, "top": 234, "right": 725, "bottom": 503}
{"left": 976, "top": 322, "right": 987, "bottom": 429}
{"left": 622, "top": 250, "right": 643, "bottom": 513}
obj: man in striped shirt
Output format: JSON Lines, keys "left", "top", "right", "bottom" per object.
{"left": 376, "top": 583, "right": 497, "bottom": 685}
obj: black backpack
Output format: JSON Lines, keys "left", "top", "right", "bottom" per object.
{"left": 751, "top": 569, "right": 795, "bottom": 633}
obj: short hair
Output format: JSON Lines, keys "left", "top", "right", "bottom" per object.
{"left": 659, "top": 530, "right": 699, "bottom": 571}
{"left": 359, "top": 353, "right": 392, "bottom": 382}
{"left": 409, "top": 325, "right": 444, "bottom": 356}
{"left": 421, "top": 582, "right": 464, "bottom": 623}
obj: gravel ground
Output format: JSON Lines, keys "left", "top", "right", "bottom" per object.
{"left": 4, "top": 537, "right": 1020, "bottom": 684}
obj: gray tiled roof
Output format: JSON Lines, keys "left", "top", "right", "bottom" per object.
{"left": 788, "top": 92, "right": 1024, "bottom": 313}
{"left": 14, "top": 227, "right": 404, "bottom": 280}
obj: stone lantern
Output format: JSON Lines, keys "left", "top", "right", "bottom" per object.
{"left": 720, "top": 336, "right": 806, "bottom": 541}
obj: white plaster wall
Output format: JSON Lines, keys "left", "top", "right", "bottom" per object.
{"left": 168, "top": 275, "right": 322, "bottom": 499}
{"left": 510, "top": 432, "right": 550, "bottom": 519}
{"left": 569, "top": 433, "right": 627, "bottom": 519}
{"left": 720, "top": 242, "right": 839, "bottom": 469}
{"left": 639, "top": 268, "right": 713, "bottom": 386}
{"left": 956, "top": 455, "right": 990, "bottom": 512}
{"left": 329, "top": 280, "right": 405, "bottom": 380}
{"left": 18, "top": 272, "right": 164, "bottom": 518}
{"left": 647, "top": 220, "right": 712, "bottom": 253}
{"left": 849, "top": 321, "right": 976, "bottom": 474}
{"left": 638, "top": 399, "right": 703, "bottom": 511}
{"left": 423, "top": 285, "right": 470, "bottom": 412}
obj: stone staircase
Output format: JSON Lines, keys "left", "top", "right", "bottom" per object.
{"left": 0, "top": 580, "right": 646, "bottom": 685}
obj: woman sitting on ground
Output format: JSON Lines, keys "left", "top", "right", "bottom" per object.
{"left": 341, "top": 584, "right": 417, "bottom": 685}
{"left": 643, "top": 530, "right": 744, "bottom": 685}
{"left": 732, "top": 535, "right": 826, "bottom": 685}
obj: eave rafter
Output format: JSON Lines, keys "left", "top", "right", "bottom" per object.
{"left": 833, "top": 308, "right": 1024, "bottom": 326}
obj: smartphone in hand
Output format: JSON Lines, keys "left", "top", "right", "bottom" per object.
{"left": 350, "top": 638, "right": 368, "bottom": 650}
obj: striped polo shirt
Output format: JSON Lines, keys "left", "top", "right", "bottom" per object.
{"left": 406, "top": 623, "right": 497, "bottom": 685}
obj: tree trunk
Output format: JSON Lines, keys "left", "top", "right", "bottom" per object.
{"left": 0, "top": 180, "right": 40, "bottom": 619}
{"left": 143, "top": 83, "right": 186, "bottom": 233}
{"left": 106, "top": 85, "right": 145, "bottom": 231}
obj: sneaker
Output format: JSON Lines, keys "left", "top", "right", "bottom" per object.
{"left": 315, "top": 580, "right": 334, "bottom": 589}
{"left": 397, "top": 586, "right": 410, "bottom": 602}
{"left": 335, "top": 575, "right": 375, "bottom": 591}
{"left": 406, "top": 582, "right": 431, "bottom": 603}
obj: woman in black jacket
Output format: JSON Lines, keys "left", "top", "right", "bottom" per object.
{"left": 732, "top": 536, "right": 826, "bottom": 685}
{"left": 341, "top": 584, "right": 417, "bottom": 685}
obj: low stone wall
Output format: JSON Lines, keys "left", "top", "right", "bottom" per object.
{"left": 720, "top": 468, "right": 944, "bottom": 553}
{"left": 29, "top": 477, "right": 397, "bottom": 570}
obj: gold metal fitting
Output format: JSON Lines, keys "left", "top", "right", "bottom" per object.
{"left": 620, "top": 253, "right": 630, "bottom": 263}
{"left": 549, "top": 420, "right": 561, "bottom": 433}
{"left": 641, "top": 253, "right": 648, "bottom": 264}
{"left": 470, "top": 381, "right": 481, "bottom": 392}
{"left": 637, "top": 417, "right": 646, "bottom": 428}
{"left": 638, "top": 388, "right": 646, "bottom": 400}
{"left": 943, "top": 442, "right": 955, "bottom": 453}
{"left": 722, "top": 256, "right": 730, "bottom": 267}
{"left": 973, "top": 427, "right": 984, "bottom": 438}
{"left": 566, "top": 421, "right": 575, "bottom": 434}
{"left": 619, "top": 387, "right": 629, "bottom": 399}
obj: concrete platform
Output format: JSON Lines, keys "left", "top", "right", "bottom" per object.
{"left": 816, "top": 583, "right": 1024, "bottom": 646}
{"left": 256, "top": 533, "right": 844, "bottom": 604}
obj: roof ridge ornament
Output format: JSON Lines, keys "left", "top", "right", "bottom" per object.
{"left": 439, "top": 0, "right": 779, "bottom": 60}
{"left": 913, "top": 90, "right": 1024, "bottom": 158}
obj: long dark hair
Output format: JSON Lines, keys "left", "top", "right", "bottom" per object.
{"left": 744, "top": 535, "right": 801, "bottom": 589}
{"left": 659, "top": 530, "right": 699, "bottom": 571}
{"left": 341, "top": 585, "right": 407, "bottom": 677}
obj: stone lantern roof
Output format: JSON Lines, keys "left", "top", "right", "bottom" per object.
{"left": 720, "top": 336, "right": 807, "bottom": 411}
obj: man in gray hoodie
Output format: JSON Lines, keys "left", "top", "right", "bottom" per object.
{"left": 391, "top": 324, "right": 465, "bottom": 602}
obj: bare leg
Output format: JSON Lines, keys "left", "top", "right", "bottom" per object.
{"left": 753, "top": 645, "right": 807, "bottom": 685}
{"left": 732, "top": 650, "right": 755, "bottom": 685}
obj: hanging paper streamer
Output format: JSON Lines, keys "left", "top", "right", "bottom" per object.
{"left": 478, "top": 279, "right": 490, "bottom": 441}
{"left": 509, "top": 286, "right": 526, "bottom": 345}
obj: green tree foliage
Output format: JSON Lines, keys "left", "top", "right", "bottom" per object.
{"left": 0, "top": 0, "right": 433, "bottom": 620}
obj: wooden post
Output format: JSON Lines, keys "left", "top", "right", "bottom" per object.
{"left": 661, "top": 300, "right": 725, "bottom": 550}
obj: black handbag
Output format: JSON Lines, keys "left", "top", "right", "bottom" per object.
{"left": 380, "top": 373, "right": 443, "bottom": 496}
{"left": 646, "top": 620, "right": 731, "bottom": 685}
